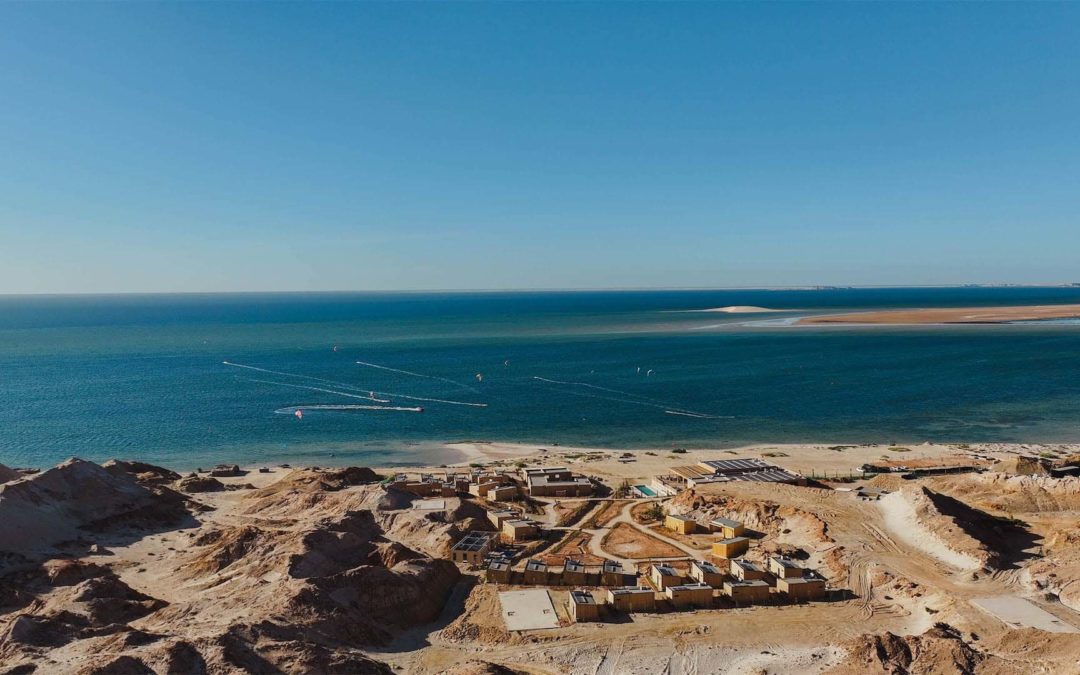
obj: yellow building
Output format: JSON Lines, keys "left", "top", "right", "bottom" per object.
{"left": 562, "top": 559, "right": 590, "bottom": 586}
{"left": 607, "top": 587, "right": 657, "bottom": 612}
{"left": 767, "top": 556, "right": 804, "bottom": 579}
{"left": 569, "top": 590, "right": 601, "bottom": 622}
{"left": 688, "top": 560, "right": 725, "bottom": 588}
{"left": 723, "top": 579, "right": 771, "bottom": 604}
{"left": 601, "top": 560, "right": 635, "bottom": 587}
{"left": 649, "top": 564, "right": 684, "bottom": 590}
{"left": 711, "top": 536, "right": 749, "bottom": 559}
{"left": 729, "top": 558, "right": 767, "bottom": 581}
{"left": 709, "top": 517, "right": 746, "bottom": 539}
{"left": 664, "top": 514, "right": 698, "bottom": 535}
{"left": 523, "top": 559, "right": 549, "bottom": 585}
{"left": 486, "top": 561, "right": 511, "bottom": 584}
{"left": 665, "top": 583, "right": 715, "bottom": 610}
{"left": 777, "top": 577, "right": 826, "bottom": 601}
{"left": 501, "top": 518, "right": 540, "bottom": 543}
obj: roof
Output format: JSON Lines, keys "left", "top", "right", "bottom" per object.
{"left": 666, "top": 514, "right": 695, "bottom": 522}
{"left": 452, "top": 531, "right": 497, "bottom": 552}
{"left": 525, "top": 559, "right": 547, "bottom": 571}
{"left": 652, "top": 564, "right": 679, "bottom": 576}
{"left": 716, "top": 536, "right": 749, "bottom": 545}
{"left": 780, "top": 577, "right": 825, "bottom": 586}
{"left": 668, "top": 583, "right": 713, "bottom": 592}
{"left": 730, "top": 469, "right": 803, "bottom": 483}
{"left": 488, "top": 561, "right": 510, "bottom": 571}
{"left": 670, "top": 465, "right": 715, "bottom": 480}
{"left": 725, "top": 579, "right": 769, "bottom": 587}
{"left": 570, "top": 591, "right": 596, "bottom": 604}
{"left": 564, "top": 559, "right": 585, "bottom": 571}
{"left": 699, "top": 458, "right": 773, "bottom": 473}
{"left": 609, "top": 586, "right": 654, "bottom": 596}
{"left": 504, "top": 519, "right": 536, "bottom": 528}
{"left": 731, "top": 559, "right": 762, "bottom": 571}
{"left": 770, "top": 556, "right": 800, "bottom": 569}
{"left": 602, "top": 560, "right": 623, "bottom": 572}
{"left": 710, "top": 517, "right": 743, "bottom": 528}
{"left": 692, "top": 560, "right": 723, "bottom": 574}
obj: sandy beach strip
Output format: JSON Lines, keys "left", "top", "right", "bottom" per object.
{"left": 798, "top": 303, "right": 1080, "bottom": 325}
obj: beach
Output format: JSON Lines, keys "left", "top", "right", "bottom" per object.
{"left": 798, "top": 303, "right": 1080, "bottom": 325}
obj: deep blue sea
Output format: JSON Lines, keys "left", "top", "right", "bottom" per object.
{"left": 2, "top": 288, "right": 1080, "bottom": 470}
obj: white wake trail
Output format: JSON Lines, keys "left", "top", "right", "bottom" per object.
{"left": 532, "top": 382, "right": 724, "bottom": 419}
{"left": 356, "top": 360, "right": 479, "bottom": 393}
{"left": 240, "top": 378, "right": 393, "bottom": 403}
{"left": 532, "top": 376, "right": 672, "bottom": 406}
{"left": 275, "top": 404, "right": 423, "bottom": 414}
{"left": 222, "top": 361, "right": 390, "bottom": 401}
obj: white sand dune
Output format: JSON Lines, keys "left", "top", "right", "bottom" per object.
{"left": 694, "top": 305, "right": 791, "bottom": 313}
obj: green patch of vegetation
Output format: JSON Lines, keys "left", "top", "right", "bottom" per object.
{"left": 469, "top": 462, "right": 484, "bottom": 468}
{"left": 671, "top": 448, "right": 687, "bottom": 454}
{"left": 762, "top": 451, "right": 789, "bottom": 458}
{"left": 889, "top": 447, "right": 912, "bottom": 453}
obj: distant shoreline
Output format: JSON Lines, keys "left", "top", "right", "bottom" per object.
{"left": 798, "top": 304, "right": 1080, "bottom": 325}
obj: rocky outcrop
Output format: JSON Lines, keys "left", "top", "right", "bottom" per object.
{"left": 836, "top": 624, "right": 991, "bottom": 674}
{"left": 0, "top": 458, "right": 192, "bottom": 556}
{"left": 0, "top": 464, "right": 22, "bottom": 484}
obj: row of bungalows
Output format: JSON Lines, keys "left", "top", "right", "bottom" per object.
{"left": 521, "top": 467, "right": 594, "bottom": 497}
{"left": 387, "top": 472, "right": 467, "bottom": 498}
{"left": 495, "top": 558, "right": 637, "bottom": 587}
{"left": 664, "top": 513, "right": 746, "bottom": 540}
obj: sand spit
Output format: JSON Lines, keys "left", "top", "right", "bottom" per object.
{"left": 799, "top": 303, "right": 1080, "bottom": 325}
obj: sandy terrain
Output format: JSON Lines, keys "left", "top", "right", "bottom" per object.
{"left": 798, "top": 303, "right": 1080, "bottom": 325}
{"left": 4, "top": 442, "right": 1080, "bottom": 673}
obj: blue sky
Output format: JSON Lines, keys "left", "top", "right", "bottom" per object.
{"left": 1, "top": 3, "right": 1078, "bottom": 293}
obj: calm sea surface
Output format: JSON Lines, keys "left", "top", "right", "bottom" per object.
{"left": 2, "top": 288, "right": 1080, "bottom": 470}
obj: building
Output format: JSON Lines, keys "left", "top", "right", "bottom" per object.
{"left": 777, "top": 576, "right": 827, "bottom": 601}
{"left": 649, "top": 564, "right": 684, "bottom": 590}
{"left": 501, "top": 518, "right": 540, "bottom": 543}
{"left": 712, "top": 536, "right": 750, "bottom": 559}
{"left": 665, "top": 583, "right": 715, "bottom": 610}
{"left": 664, "top": 514, "right": 699, "bottom": 535}
{"left": 486, "top": 560, "right": 512, "bottom": 584}
{"left": 729, "top": 558, "right": 767, "bottom": 581}
{"left": 523, "top": 559, "right": 549, "bottom": 585}
{"left": 488, "top": 509, "right": 519, "bottom": 528}
{"left": 723, "top": 579, "right": 771, "bottom": 604}
{"left": 450, "top": 532, "right": 498, "bottom": 565}
{"left": 569, "top": 590, "right": 601, "bottom": 622}
{"left": 607, "top": 587, "right": 657, "bottom": 612}
{"left": 601, "top": 560, "right": 635, "bottom": 587}
{"left": 488, "top": 484, "right": 520, "bottom": 501}
{"left": 666, "top": 458, "right": 805, "bottom": 489}
{"left": 767, "top": 556, "right": 804, "bottom": 579}
{"left": 562, "top": 559, "right": 591, "bottom": 586}
{"left": 709, "top": 517, "right": 746, "bottom": 539}
{"left": 688, "top": 560, "right": 725, "bottom": 587}
{"left": 521, "top": 467, "right": 594, "bottom": 497}
{"left": 387, "top": 473, "right": 457, "bottom": 498}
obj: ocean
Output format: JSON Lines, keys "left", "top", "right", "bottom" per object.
{"left": 2, "top": 287, "right": 1080, "bottom": 470}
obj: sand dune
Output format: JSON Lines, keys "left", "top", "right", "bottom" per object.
{"left": 695, "top": 305, "right": 789, "bottom": 313}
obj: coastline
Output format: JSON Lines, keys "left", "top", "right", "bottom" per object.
{"left": 797, "top": 303, "right": 1080, "bottom": 325}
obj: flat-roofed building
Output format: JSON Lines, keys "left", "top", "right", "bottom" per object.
{"left": 723, "top": 579, "right": 771, "bottom": 604}
{"left": 562, "top": 559, "right": 590, "bottom": 586}
{"left": 606, "top": 587, "right": 656, "bottom": 612}
{"left": 666, "top": 583, "right": 715, "bottom": 609}
{"left": 688, "top": 560, "right": 725, "bottom": 587}
{"left": 569, "top": 590, "right": 601, "bottom": 622}
{"left": 712, "top": 536, "right": 750, "bottom": 559}
{"left": 488, "top": 509, "right": 519, "bottom": 528}
{"left": 729, "top": 559, "right": 767, "bottom": 581}
{"left": 649, "top": 564, "right": 684, "bottom": 590}
{"left": 523, "top": 559, "right": 549, "bottom": 585}
{"left": 664, "top": 514, "right": 699, "bottom": 535}
{"left": 522, "top": 467, "right": 594, "bottom": 497}
{"left": 450, "top": 531, "right": 498, "bottom": 565}
{"left": 777, "top": 576, "right": 826, "bottom": 601}
{"left": 501, "top": 518, "right": 540, "bottom": 543}
{"left": 709, "top": 517, "right": 746, "bottom": 539}
{"left": 601, "top": 560, "right": 635, "bottom": 587}
{"left": 668, "top": 459, "right": 805, "bottom": 488}
{"left": 767, "top": 556, "right": 804, "bottom": 579}
{"left": 698, "top": 458, "right": 775, "bottom": 474}
{"left": 489, "top": 484, "right": 520, "bottom": 501}
{"left": 486, "top": 560, "right": 512, "bottom": 584}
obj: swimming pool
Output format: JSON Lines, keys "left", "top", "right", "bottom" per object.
{"left": 634, "top": 485, "right": 657, "bottom": 497}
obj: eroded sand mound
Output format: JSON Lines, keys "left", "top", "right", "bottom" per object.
{"left": 834, "top": 623, "right": 992, "bottom": 674}
{"left": 930, "top": 472, "right": 1080, "bottom": 514}
{"left": 0, "top": 458, "right": 192, "bottom": 557}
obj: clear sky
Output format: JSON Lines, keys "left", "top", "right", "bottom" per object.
{"left": 1, "top": 2, "right": 1078, "bottom": 293}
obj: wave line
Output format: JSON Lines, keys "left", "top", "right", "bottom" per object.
{"left": 356, "top": 360, "right": 479, "bottom": 393}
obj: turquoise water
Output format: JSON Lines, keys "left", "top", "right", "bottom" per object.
{"left": 2, "top": 288, "right": 1080, "bottom": 470}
